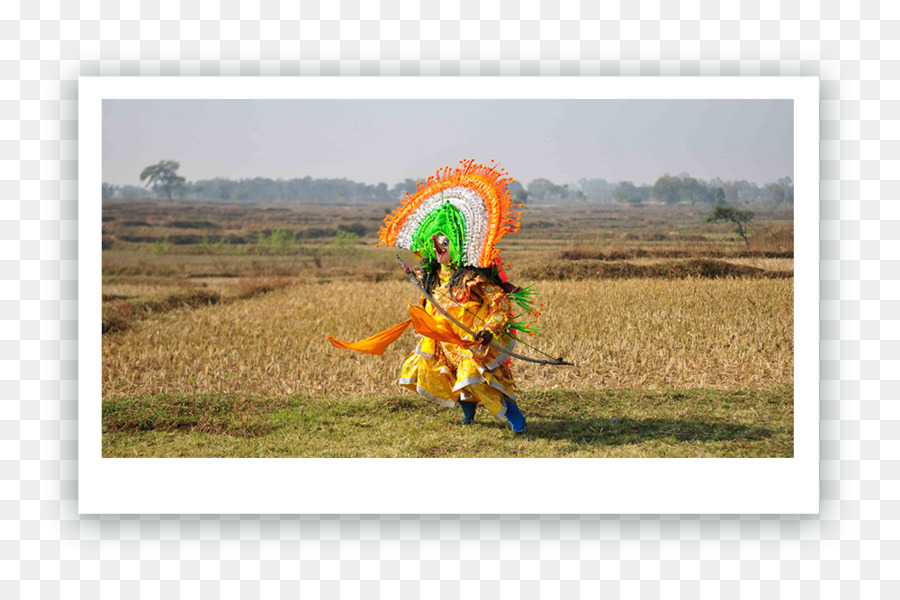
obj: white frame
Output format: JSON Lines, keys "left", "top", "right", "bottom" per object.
{"left": 80, "top": 77, "right": 819, "bottom": 514}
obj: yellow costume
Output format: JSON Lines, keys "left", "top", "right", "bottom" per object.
{"left": 400, "top": 265, "right": 517, "bottom": 420}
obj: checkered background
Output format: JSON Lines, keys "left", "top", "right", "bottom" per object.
{"left": 0, "top": 0, "right": 893, "bottom": 597}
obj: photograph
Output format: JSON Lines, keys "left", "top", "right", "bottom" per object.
{"left": 80, "top": 77, "right": 818, "bottom": 513}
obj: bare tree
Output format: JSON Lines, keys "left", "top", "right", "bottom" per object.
{"left": 140, "top": 160, "right": 186, "bottom": 200}
{"left": 705, "top": 204, "right": 755, "bottom": 247}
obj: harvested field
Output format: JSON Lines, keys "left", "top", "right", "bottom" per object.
{"left": 101, "top": 200, "right": 794, "bottom": 458}
{"left": 102, "top": 278, "right": 792, "bottom": 399}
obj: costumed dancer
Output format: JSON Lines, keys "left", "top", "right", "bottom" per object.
{"left": 328, "top": 159, "right": 554, "bottom": 433}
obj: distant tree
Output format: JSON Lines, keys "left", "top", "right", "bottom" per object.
{"left": 118, "top": 184, "right": 147, "bottom": 200}
{"left": 140, "top": 160, "right": 186, "bottom": 200}
{"left": 507, "top": 180, "right": 529, "bottom": 205}
{"left": 637, "top": 184, "right": 652, "bottom": 203}
{"left": 652, "top": 173, "right": 682, "bottom": 205}
{"left": 553, "top": 183, "right": 570, "bottom": 202}
{"left": 777, "top": 176, "right": 794, "bottom": 205}
{"left": 101, "top": 182, "right": 118, "bottom": 199}
{"left": 680, "top": 177, "right": 707, "bottom": 205}
{"left": 578, "top": 178, "right": 614, "bottom": 203}
{"left": 391, "top": 178, "right": 419, "bottom": 199}
{"left": 526, "top": 178, "right": 556, "bottom": 203}
{"left": 373, "top": 182, "right": 390, "bottom": 202}
{"left": 526, "top": 178, "right": 570, "bottom": 203}
{"left": 612, "top": 181, "right": 640, "bottom": 204}
{"left": 714, "top": 187, "right": 726, "bottom": 205}
{"left": 706, "top": 204, "right": 755, "bottom": 247}
{"left": 764, "top": 182, "right": 786, "bottom": 205}
{"left": 734, "top": 180, "right": 764, "bottom": 203}
{"left": 722, "top": 180, "right": 740, "bottom": 203}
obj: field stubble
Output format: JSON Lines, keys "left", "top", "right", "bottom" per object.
{"left": 103, "top": 277, "right": 793, "bottom": 400}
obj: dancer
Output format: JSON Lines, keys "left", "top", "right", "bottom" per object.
{"left": 329, "top": 159, "right": 557, "bottom": 433}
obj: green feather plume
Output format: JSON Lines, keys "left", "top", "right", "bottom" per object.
{"left": 508, "top": 285, "right": 538, "bottom": 313}
{"left": 506, "top": 285, "right": 541, "bottom": 338}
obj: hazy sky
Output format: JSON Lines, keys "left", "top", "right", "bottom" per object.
{"left": 103, "top": 99, "right": 793, "bottom": 187}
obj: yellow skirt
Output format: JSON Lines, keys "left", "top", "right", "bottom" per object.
{"left": 399, "top": 335, "right": 517, "bottom": 420}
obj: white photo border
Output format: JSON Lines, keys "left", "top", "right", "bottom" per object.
{"left": 79, "top": 77, "right": 818, "bottom": 514}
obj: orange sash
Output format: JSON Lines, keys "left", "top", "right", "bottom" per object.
{"left": 327, "top": 303, "right": 478, "bottom": 355}
{"left": 327, "top": 318, "right": 413, "bottom": 355}
{"left": 407, "top": 303, "right": 478, "bottom": 348}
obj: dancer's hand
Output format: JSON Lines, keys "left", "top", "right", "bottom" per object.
{"left": 473, "top": 329, "right": 493, "bottom": 347}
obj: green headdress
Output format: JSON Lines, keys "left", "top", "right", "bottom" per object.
{"left": 409, "top": 201, "right": 466, "bottom": 267}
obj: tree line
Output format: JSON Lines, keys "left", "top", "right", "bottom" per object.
{"left": 103, "top": 160, "right": 794, "bottom": 207}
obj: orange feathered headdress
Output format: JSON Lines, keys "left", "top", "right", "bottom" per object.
{"left": 376, "top": 159, "right": 522, "bottom": 268}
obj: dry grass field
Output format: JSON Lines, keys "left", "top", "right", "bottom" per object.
{"left": 101, "top": 200, "right": 794, "bottom": 458}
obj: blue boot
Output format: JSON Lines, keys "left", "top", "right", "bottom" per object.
{"left": 504, "top": 400, "right": 527, "bottom": 433}
{"left": 459, "top": 400, "right": 477, "bottom": 424}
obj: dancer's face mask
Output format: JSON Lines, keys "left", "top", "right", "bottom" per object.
{"left": 433, "top": 234, "right": 452, "bottom": 265}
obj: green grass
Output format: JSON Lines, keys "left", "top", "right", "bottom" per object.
{"left": 102, "top": 387, "right": 793, "bottom": 458}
